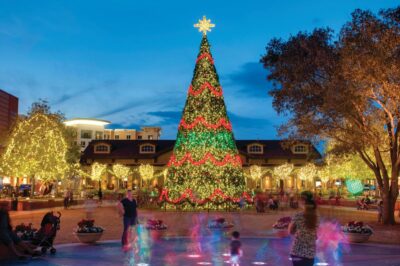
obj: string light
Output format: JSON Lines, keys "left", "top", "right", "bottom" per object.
{"left": 163, "top": 22, "right": 245, "bottom": 209}
{"left": 188, "top": 82, "right": 222, "bottom": 97}
{"left": 179, "top": 117, "right": 232, "bottom": 131}
{"left": 0, "top": 112, "right": 69, "bottom": 182}
{"left": 273, "top": 163, "right": 294, "bottom": 180}
{"left": 297, "top": 163, "right": 318, "bottom": 181}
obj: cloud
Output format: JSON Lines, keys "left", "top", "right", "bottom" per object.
{"left": 224, "top": 62, "right": 273, "bottom": 97}
{"left": 52, "top": 79, "right": 119, "bottom": 105}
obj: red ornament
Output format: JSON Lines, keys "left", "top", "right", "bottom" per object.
{"left": 196, "top": 53, "right": 214, "bottom": 65}
{"left": 179, "top": 117, "right": 232, "bottom": 131}
{"left": 188, "top": 82, "right": 223, "bottom": 97}
{"left": 167, "top": 152, "right": 242, "bottom": 167}
{"left": 158, "top": 188, "right": 253, "bottom": 205}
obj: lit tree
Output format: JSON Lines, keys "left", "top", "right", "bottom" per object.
{"left": 273, "top": 163, "right": 294, "bottom": 180}
{"left": 110, "top": 164, "right": 131, "bottom": 189}
{"left": 90, "top": 162, "right": 107, "bottom": 193}
{"left": 0, "top": 101, "right": 70, "bottom": 196}
{"left": 139, "top": 164, "right": 154, "bottom": 189}
{"left": 162, "top": 17, "right": 245, "bottom": 209}
{"left": 249, "top": 165, "right": 262, "bottom": 188}
{"left": 297, "top": 163, "right": 318, "bottom": 181}
{"left": 261, "top": 7, "right": 400, "bottom": 224}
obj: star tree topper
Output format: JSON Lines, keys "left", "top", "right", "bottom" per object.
{"left": 194, "top": 16, "right": 215, "bottom": 35}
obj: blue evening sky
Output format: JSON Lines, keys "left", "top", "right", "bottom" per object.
{"left": 0, "top": 0, "right": 397, "bottom": 139}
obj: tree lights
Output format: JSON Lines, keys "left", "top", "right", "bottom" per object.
{"left": 161, "top": 18, "right": 245, "bottom": 209}
{"left": 0, "top": 107, "right": 69, "bottom": 195}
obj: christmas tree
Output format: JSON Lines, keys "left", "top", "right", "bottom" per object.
{"left": 160, "top": 17, "right": 246, "bottom": 209}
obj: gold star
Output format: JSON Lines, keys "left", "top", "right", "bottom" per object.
{"left": 194, "top": 16, "right": 215, "bottom": 35}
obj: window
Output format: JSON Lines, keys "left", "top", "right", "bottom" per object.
{"left": 293, "top": 145, "right": 307, "bottom": 154}
{"left": 138, "top": 135, "right": 142, "bottom": 140}
{"left": 115, "top": 135, "right": 119, "bottom": 140}
{"left": 104, "top": 134, "right": 109, "bottom": 140}
{"left": 95, "top": 131, "right": 103, "bottom": 140}
{"left": 81, "top": 130, "right": 92, "bottom": 139}
{"left": 81, "top": 141, "right": 86, "bottom": 148}
{"left": 94, "top": 145, "right": 109, "bottom": 153}
{"left": 148, "top": 135, "right": 153, "bottom": 140}
{"left": 248, "top": 144, "right": 263, "bottom": 154}
{"left": 127, "top": 135, "right": 131, "bottom": 140}
{"left": 140, "top": 144, "right": 155, "bottom": 153}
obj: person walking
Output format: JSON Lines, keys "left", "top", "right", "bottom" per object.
{"left": 230, "top": 231, "right": 242, "bottom": 266}
{"left": 118, "top": 190, "right": 138, "bottom": 247}
{"left": 98, "top": 188, "right": 103, "bottom": 206}
{"left": 288, "top": 191, "right": 319, "bottom": 266}
{"left": 63, "top": 189, "right": 70, "bottom": 209}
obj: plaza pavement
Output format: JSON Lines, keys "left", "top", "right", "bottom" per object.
{"left": 8, "top": 201, "right": 400, "bottom": 245}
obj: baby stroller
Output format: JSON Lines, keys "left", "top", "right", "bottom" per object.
{"left": 32, "top": 211, "right": 61, "bottom": 254}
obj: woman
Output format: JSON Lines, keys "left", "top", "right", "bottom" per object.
{"left": 0, "top": 208, "right": 39, "bottom": 258}
{"left": 288, "top": 191, "right": 319, "bottom": 266}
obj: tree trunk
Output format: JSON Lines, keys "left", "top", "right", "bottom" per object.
{"left": 382, "top": 190, "right": 397, "bottom": 224}
{"left": 31, "top": 175, "right": 35, "bottom": 198}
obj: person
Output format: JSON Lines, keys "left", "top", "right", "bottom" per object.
{"left": 0, "top": 208, "right": 39, "bottom": 258}
{"left": 118, "top": 190, "right": 138, "bottom": 247}
{"left": 69, "top": 189, "right": 74, "bottom": 206}
{"left": 288, "top": 191, "right": 319, "bottom": 266}
{"left": 84, "top": 195, "right": 97, "bottom": 220}
{"left": 377, "top": 200, "right": 383, "bottom": 223}
{"left": 230, "top": 231, "right": 242, "bottom": 266}
{"left": 63, "top": 189, "right": 69, "bottom": 209}
{"left": 98, "top": 188, "right": 103, "bottom": 205}
{"left": 365, "top": 196, "right": 371, "bottom": 205}
{"left": 268, "top": 197, "right": 278, "bottom": 210}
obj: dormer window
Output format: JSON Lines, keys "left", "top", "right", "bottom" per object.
{"left": 140, "top": 144, "right": 155, "bottom": 153}
{"left": 248, "top": 144, "right": 263, "bottom": 154}
{"left": 293, "top": 144, "right": 308, "bottom": 154}
{"left": 94, "top": 143, "right": 111, "bottom": 154}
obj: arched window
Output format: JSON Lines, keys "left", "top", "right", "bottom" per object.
{"left": 94, "top": 144, "right": 110, "bottom": 153}
{"left": 140, "top": 144, "right": 155, "bottom": 153}
{"left": 248, "top": 144, "right": 263, "bottom": 154}
{"left": 293, "top": 145, "right": 307, "bottom": 154}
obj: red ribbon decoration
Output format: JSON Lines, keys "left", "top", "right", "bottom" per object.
{"left": 188, "top": 82, "right": 223, "bottom": 97}
{"left": 158, "top": 188, "right": 253, "bottom": 204}
{"left": 168, "top": 152, "right": 242, "bottom": 167}
{"left": 179, "top": 117, "right": 232, "bottom": 131}
{"left": 196, "top": 53, "right": 214, "bottom": 65}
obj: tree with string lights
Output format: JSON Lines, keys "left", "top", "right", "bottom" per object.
{"left": 0, "top": 101, "right": 73, "bottom": 196}
{"left": 160, "top": 17, "right": 246, "bottom": 209}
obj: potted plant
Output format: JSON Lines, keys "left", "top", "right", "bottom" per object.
{"left": 14, "top": 223, "right": 37, "bottom": 241}
{"left": 342, "top": 221, "right": 373, "bottom": 243}
{"left": 272, "top": 216, "right": 292, "bottom": 238}
{"left": 207, "top": 217, "right": 234, "bottom": 230}
{"left": 146, "top": 219, "right": 167, "bottom": 240}
{"left": 74, "top": 219, "right": 104, "bottom": 244}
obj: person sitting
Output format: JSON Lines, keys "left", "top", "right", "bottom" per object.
{"left": 365, "top": 196, "right": 371, "bottom": 206}
{"left": 357, "top": 198, "right": 367, "bottom": 210}
{"left": 268, "top": 197, "right": 278, "bottom": 210}
{"left": 0, "top": 208, "right": 39, "bottom": 259}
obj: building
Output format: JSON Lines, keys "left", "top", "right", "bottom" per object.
{"left": 64, "top": 118, "right": 111, "bottom": 151}
{"left": 64, "top": 118, "right": 162, "bottom": 151}
{"left": 81, "top": 139, "right": 322, "bottom": 191}
{"left": 0, "top": 89, "right": 18, "bottom": 152}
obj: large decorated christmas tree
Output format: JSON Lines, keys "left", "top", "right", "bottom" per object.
{"left": 160, "top": 17, "right": 246, "bottom": 209}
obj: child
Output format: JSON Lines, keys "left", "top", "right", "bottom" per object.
{"left": 230, "top": 231, "right": 242, "bottom": 266}
{"left": 377, "top": 200, "right": 383, "bottom": 223}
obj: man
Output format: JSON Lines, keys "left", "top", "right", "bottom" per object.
{"left": 118, "top": 190, "right": 137, "bottom": 246}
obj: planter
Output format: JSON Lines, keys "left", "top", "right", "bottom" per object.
{"left": 148, "top": 230, "right": 166, "bottom": 241}
{"left": 273, "top": 228, "right": 289, "bottom": 238}
{"left": 344, "top": 232, "right": 371, "bottom": 243}
{"left": 75, "top": 231, "right": 104, "bottom": 244}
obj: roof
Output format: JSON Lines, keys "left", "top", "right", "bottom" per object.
{"left": 81, "top": 139, "right": 322, "bottom": 163}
